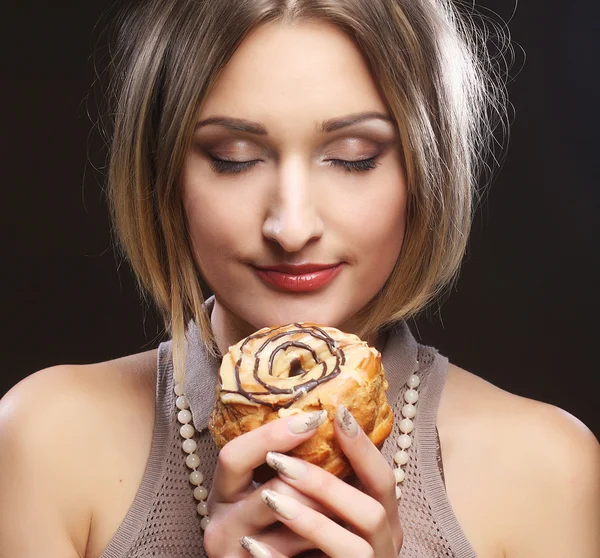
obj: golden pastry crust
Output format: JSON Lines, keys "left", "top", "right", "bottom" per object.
{"left": 208, "top": 323, "right": 393, "bottom": 478}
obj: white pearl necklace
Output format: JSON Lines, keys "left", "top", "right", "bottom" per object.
{"left": 393, "top": 367, "right": 421, "bottom": 499}
{"left": 173, "top": 375, "right": 210, "bottom": 530}
{"left": 173, "top": 360, "right": 420, "bottom": 530}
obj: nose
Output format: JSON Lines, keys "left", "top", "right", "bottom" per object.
{"left": 262, "top": 157, "right": 325, "bottom": 252}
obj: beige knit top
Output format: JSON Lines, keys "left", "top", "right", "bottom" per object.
{"left": 99, "top": 309, "right": 477, "bottom": 557}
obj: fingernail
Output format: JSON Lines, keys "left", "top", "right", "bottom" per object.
{"left": 266, "top": 451, "right": 307, "bottom": 480}
{"left": 336, "top": 405, "right": 359, "bottom": 437}
{"left": 287, "top": 410, "right": 327, "bottom": 434}
{"left": 240, "top": 536, "right": 272, "bottom": 558}
{"left": 261, "top": 488, "right": 300, "bottom": 520}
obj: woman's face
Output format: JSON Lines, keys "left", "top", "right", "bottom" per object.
{"left": 182, "top": 20, "right": 407, "bottom": 339}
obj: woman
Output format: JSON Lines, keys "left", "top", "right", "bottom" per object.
{"left": 0, "top": 0, "right": 598, "bottom": 557}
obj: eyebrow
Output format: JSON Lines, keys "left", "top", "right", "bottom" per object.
{"left": 194, "top": 111, "right": 393, "bottom": 135}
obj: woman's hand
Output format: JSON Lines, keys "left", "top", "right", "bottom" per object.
{"left": 203, "top": 410, "right": 334, "bottom": 557}
{"left": 243, "top": 405, "right": 403, "bottom": 558}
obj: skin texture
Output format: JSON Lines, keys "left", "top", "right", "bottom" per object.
{"left": 182, "top": 20, "right": 406, "bottom": 353}
{"left": 203, "top": 407, "right": 403, "bottom": 557}
{"left": 182, "top": 21, "right": 407, "bottom": 556}
{"left": 0, "top": 18, "right": 598, "bottom": 558}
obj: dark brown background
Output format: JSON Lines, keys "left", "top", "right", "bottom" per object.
{"left": 2, "top": 1, "right": 599, "bottom": 437}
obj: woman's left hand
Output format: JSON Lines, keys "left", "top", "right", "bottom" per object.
{"left": 243, "top": 405, "right": 403, "bottom": 558}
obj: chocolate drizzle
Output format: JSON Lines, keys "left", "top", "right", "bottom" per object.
{"left": 288, "top": 358, "right": 304, "bottom": 377}
{"left": 221, "top": 323, "right": 347, "bottom": 410}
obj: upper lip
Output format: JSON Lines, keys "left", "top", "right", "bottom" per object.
{"left": 253, "top": 263, "right": 341, "bottom": 274}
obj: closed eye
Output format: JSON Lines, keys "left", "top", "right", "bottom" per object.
{"left": 208, "top": 155, "right": 381, "bottom": 174}
{"left": 327, "top": 156, "right": 380, "bottom": 173}
{"left": 209, "top": 156, "right": 260, "bottom": 174}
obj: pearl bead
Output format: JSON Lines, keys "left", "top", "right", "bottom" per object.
{"left": 399, "top": 418, "right": 414, "bottom": 434}
{"left": 180, "top": 424, "right": 195, "bottom": 439}
{"left": 173, "top": 373, "right": 185, "bottom": 389}
{"left": 394, "top": 467, "right": 405, "bottom": 483}
{"left": 190, "top": 470, "right": 204, "bottom": 486}
{"left": 176, "top": 395, "right": 190, "bottom": 410}
{"left": 178, "top": 409, "right": 192, "bottom": 424}
{"left": 397, "top": 434, "right": 412, "bottom": 449}
{"left": 404, "top": 389, "right": 419, "bottom": 404}
{"left": 401, "top": 403, "right": 416, "bottom": 419}
{"left": 194, "top": 486, "right": 208, "bottom": 501}
{"left": 182, "top": 439, "right": 197, "bottom": 454}
{"left": 174, "top": 357, "right": 421, "bottom": 526}
{"left": 186, "top": 453, "right": 200, "bottom": 469}
{"left": 174, "top": 383, "right": 184, "bottom": 396}
{"left": 407, "top": 374, "right": 420, "bottom": 389}
{"left": 394, "top": 450, "right": 409, "bottom": 465}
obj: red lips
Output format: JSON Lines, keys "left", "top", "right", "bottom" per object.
{"left": 253, "top": 263, "right": 343, "bottom": 292}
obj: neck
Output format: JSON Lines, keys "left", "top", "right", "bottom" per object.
{"left": 210, "top": 299, "right": 256, "bottom": 356}
{"left": 210, "top": 297, "right": 388, "bottom": 357}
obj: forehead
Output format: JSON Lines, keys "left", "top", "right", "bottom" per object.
{"left": 198, "top": 20, "right": 388, "bottom": 132}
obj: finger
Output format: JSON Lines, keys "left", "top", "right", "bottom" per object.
{"left": 212, "top": 410, "right": 328, "bottom": 502}
{"left": 240, "top": 536, "right": 287, "bottom": 558}
{"left": 205, "top": 477, "right": 334, "bottom": 556}
{"left": 334, "top": 405, "right": 402, "bottom": 549}
{"left": 241, "top": 536, "right": 327, "bottom": 558}
{"left": 254, "top": 525, "right": 316, "bottom": 557}
{"left": 260, "top": 489, "right": 374, "bottom": 558}
{"left": 229, "top": 475, "right": 334, "bottom": 532}
{"left": 266, "top": 451, "right": 395, "bottom": 557}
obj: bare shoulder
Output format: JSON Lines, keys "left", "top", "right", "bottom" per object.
{"left": 0, "top": 349, "right": 158, "bottom": 558}
{"left": 438, "top": 363, "right": 600, "bottom": 558}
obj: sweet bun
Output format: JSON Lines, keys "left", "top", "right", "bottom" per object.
{"left": 208, "top": 323, "right": 393, "bottom": 478}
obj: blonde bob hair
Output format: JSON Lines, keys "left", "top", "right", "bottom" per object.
{"left": 101, "top": 0, "right": 508, "bottom": 382}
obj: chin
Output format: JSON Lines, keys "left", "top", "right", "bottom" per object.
{"left": 241, "top": 292, "right": 361, "bottom": 332}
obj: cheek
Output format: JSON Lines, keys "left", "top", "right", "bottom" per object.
{"left": 181, "top": 165, "right": 259, "bottom": 257}
{"left": 331, "top": 173, "right": 407, "bottom": 257}
{"left": 182, "top": 190, "right": 226, "bottom": 254}
{"left": 364, "top": 190, "right": 406, "bottom": 242}
{"left": 181, "top": 197, "right": 236, "bottom": 280}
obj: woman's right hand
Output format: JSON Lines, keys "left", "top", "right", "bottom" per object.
{"left": 203, "top": 410, "right": 331, "bottom": 557}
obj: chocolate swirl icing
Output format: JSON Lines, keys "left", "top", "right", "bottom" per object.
{"left": 219, "top": 323, "right": 348, "bottom": 410}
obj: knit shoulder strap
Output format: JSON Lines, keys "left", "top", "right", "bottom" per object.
{"left": 390, "top": 344, "right": 477, "bottom": 557}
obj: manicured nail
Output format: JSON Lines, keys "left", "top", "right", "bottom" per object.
{"left": 261, "top": 488, "right": 300, "bottom": 520}
{"left": 240, "top": 536, "right": 272, "bottom": 558}
{"left": 336, "top": 405, "right": 359, "bottom": 437}
{"left": 287, "top": 410, "right": 327, "bottom": 434}
{"left": 266, "top": 451, "right": 307, "bottom": 479}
